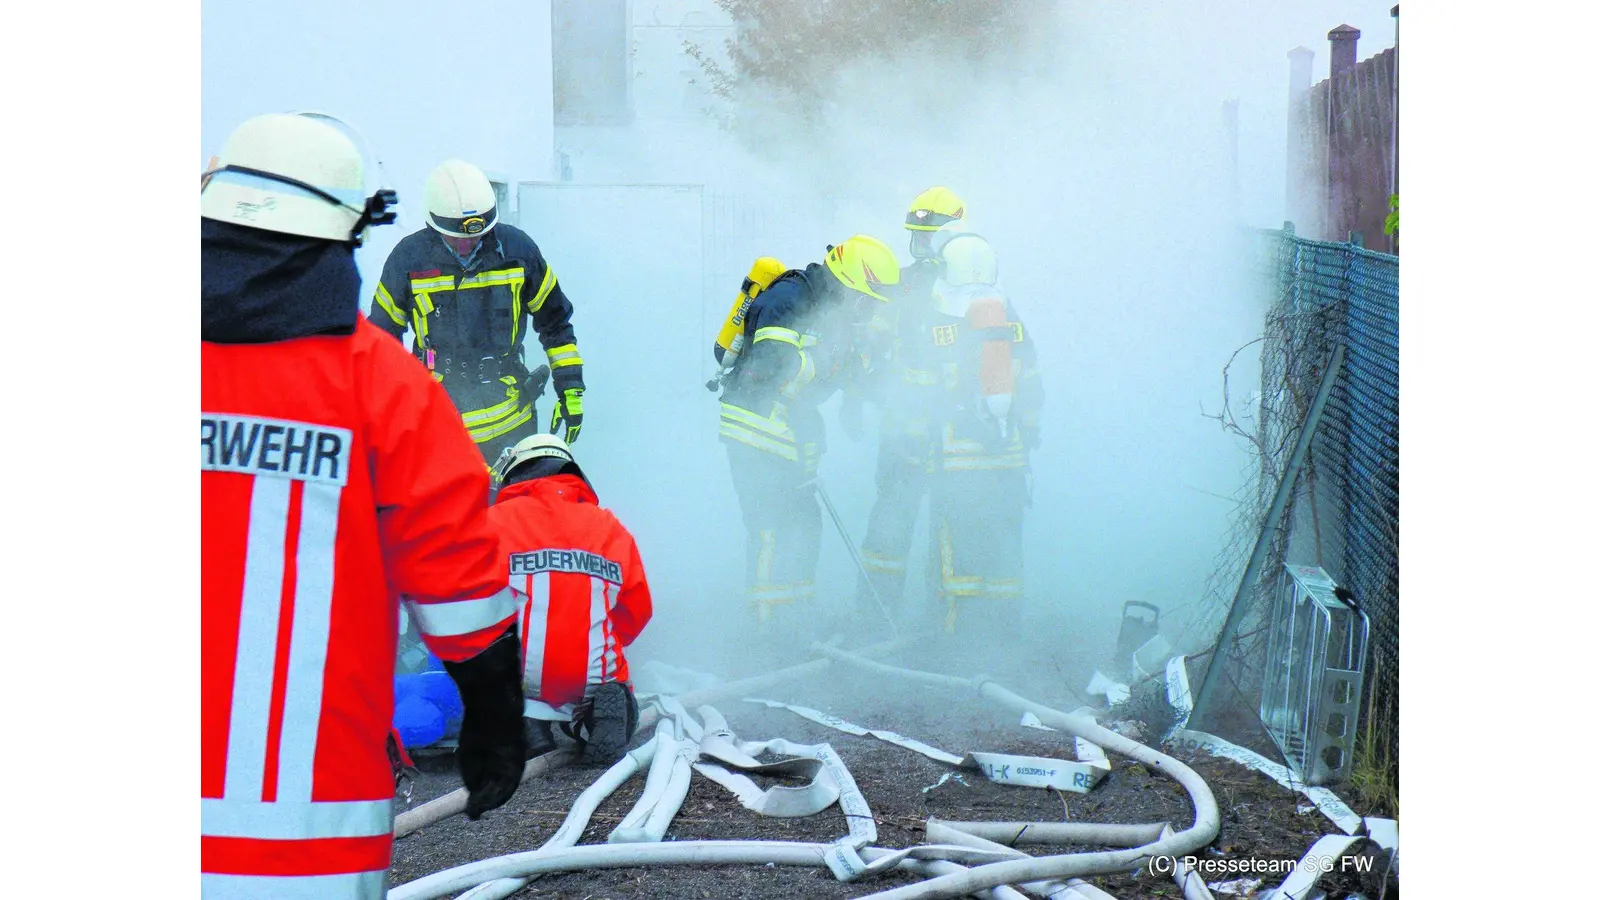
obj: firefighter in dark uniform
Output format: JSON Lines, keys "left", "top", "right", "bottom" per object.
{"left": 368, "top": 158, "right": 585, "bottom": 465}
{"left": 921, "top": 227, "right": 1042, "bottom": 633}
{"left": 850, "top": 186, "right": 969, "bottom": 621}
{"left": 713, "top": 235, "right": 901, "bottom": 630}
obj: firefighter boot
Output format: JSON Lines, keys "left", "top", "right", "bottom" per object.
{"left": 524, "top": 718, "right": 557, "bottom": 759}
{"left": 574, "top": 682, "right": 639, "bottom": 766}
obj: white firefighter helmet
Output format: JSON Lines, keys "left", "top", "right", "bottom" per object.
{"left": 425, "top": 159, "right": 499, "bottom": 238}
{"left": 201, "top": 113, "right": 380, "bottom": 242}
{"left": 492, "top": 433, "right": 588, "bottom": 486}
{"left": 927, "top": 219, "right": 978, "bottom": 256}
{"left": 936, "top": 228, "right": 999, "bottom": 287}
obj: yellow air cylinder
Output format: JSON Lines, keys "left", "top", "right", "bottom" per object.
{"left": 713, "top": 256, "right": 787, "bottom": 367}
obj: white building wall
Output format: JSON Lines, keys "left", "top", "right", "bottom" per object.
{"left": 553, "top": 0, "right": 734, "bottom": 185}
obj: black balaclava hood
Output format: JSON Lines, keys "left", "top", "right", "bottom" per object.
{"left": 201, "top": 218, "right": 362, "bottom": 344}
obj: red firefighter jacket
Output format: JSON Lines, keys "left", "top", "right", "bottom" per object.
{"left": 489, "top": 475, "right": 653, "bottom": 716}
{"left": 201, "top": 221, "right": 518, "bottom": 899}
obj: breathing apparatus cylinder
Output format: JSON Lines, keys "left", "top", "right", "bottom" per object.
{"left": 707, "top": 256, "right": 787, "bottom": 390}
{"left": 967, "top": 295, "right": 1016, "bottom": 437}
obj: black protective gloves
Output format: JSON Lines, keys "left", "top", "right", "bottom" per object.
{"left": 441, "top": 623, "right": 527, "bottom": 819}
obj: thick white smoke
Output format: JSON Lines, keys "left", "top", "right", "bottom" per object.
{"left": 202, "top": 0, "right": 1399, "bottom": 685}
{"left": 601, "top": 3, "right": 1274, "bottom": 678}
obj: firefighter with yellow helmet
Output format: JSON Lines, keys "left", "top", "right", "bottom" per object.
{"left": 921, "top": 225, "right": 1041, "bottom": 632}
{"left": 849, "top": 186, "right": 970, "bottom": 620}
{"left": 711, "top": 236, "right": 901, "bottom": 629}
{"left": 367, "top": 159, "right": 586, "bottom": 465}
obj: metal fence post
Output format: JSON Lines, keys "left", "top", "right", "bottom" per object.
{"left": 1190, "top": 343, "right": 1348, "bottom": 725}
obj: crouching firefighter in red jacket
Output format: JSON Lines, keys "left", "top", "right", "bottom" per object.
{"left": 490, "top": 434, "right": 653, "bottom": 765}
{"left": 202, "top": 112, "right": 527, "bottom": 899}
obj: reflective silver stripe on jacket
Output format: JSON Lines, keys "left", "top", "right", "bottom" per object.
{"left": 406, "top": 586, "right": 518, "bottom": 637}
{"left": 201, "top": 797, "right": 393, "bottom": 840}
{"left": 200, "top": 870, "right": 387, "bottom": 900}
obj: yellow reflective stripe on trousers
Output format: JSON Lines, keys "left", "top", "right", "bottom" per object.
{"left": 941, "top": 455, "right": 1027, "bottom": 471}
{"left": 720, "top": 403, "right": 799, "bottom": 460}
{"left": 940, "top": 436, "right": 1029, "bottom": 470}
{"left": 719, "top": 419, "right": 800, "bottom": 461}
{"left": 720, "top": 401, "right": 789, "bottom": 433}
{"left": 201, "top": 797, "right": 392, "bottom": 840}
{"left": 467, "top": 403, "right": 533, "bottom": 443}
{"left": 527, "top": 265, "right": 557, "bottom": 313}
{"left": 861, "top": 551, "right": 905, "bottom": 574}
{"left": 750, "top": 584, "right": 801, "bottom": 623}
{"left": 986, "top": 579, "right": 1024, "bottom": 598}
{"left": 941, "top": 425, "right": 1027, "bottom": 470}
{"left": 462, "top": 394, "right": 521, "bottom": 427}
{"left": 749, "top": 581, "right": 813, "bottom": 602}
{"left": 546, "top": 343, "right": 583, "bottom": 368}
{"left": 936, "top": 520, "right": 983, "bottom": 596}
{"left": 373, "top": 283, "right": 406, "bottom": 326}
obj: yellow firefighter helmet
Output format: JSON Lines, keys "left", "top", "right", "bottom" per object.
{"left": 904, "top": 185, "right": 967, "bottom": 232}
{"left": 824, "top": 235, "right": 901, "bottom": 302}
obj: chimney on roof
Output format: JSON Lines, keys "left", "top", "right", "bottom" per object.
{"left": 1329, "top": 24, "right": 1361, "bottom": 79}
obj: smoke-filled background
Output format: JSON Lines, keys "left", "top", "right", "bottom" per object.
{"left": 204, "top": 0, "right": 1398, "bottom": 683}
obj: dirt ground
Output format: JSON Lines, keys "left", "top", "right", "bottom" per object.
{"left": 390, "top": 641, "right": 1393, "bottom": 899}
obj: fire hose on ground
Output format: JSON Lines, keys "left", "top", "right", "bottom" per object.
{"left": 451, "top": 729, "right": 668, "bottom": 900}
{"left": 392, "top": 840, "right": 1041, "bottom": 900}
{"left": 391, "top": 637, "right": 1219, "bottom": 899}
{"left": 811, "top": 644, "right": 1220, "bottom": 900}
{"left": 928, "top": 821, "right": 1120, "bottom": 900}
{"left": 392, "top": 694, "right": 1028, "bottom": 900}
{"left": 926, "top": 819, "right": 1168, "bottom": 849}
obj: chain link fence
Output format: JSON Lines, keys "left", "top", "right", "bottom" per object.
{"left": 1190, "top": 224, "right": 1397, "bottom": 811}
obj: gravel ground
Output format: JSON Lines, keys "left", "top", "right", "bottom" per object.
{"left": 390, "top": 640, "right": 1394, "bottom": 899}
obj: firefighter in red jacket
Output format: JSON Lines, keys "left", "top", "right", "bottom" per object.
{"left": 489, "top": 434, "right": 653, "bottom": 765}
{"left": 202, "top": 112, "right": 527, "bottom": 899}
